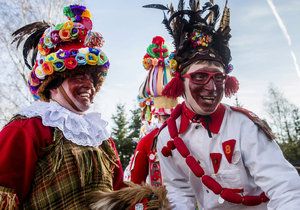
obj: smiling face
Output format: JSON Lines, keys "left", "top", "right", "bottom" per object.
{"left": 50, "top": 72, "right": 96, "bottom": 114}
{"left": 64, "top": 73, "right": 96, "bottom": 111}
{"left": 183, "top": 61, "right": 225, "bottom": 115}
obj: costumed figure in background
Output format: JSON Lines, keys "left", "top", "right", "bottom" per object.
{"left": 0, "top": 5, "right": 124, "bottom": 209}
{"left": 129, "top": 36, "right": 178, "bottom": 186}
{"left": 89, "top": 36, "right": 172, "bottom": 210}
{"left": 144, "top": 0, "right": 300, "bottom": 210}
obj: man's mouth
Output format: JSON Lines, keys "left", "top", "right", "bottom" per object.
{"left": 78, "top": 90, "right": 92, "bottom": 102}
{"left": 200, "top": 96, "right": 216, "bottom": 104}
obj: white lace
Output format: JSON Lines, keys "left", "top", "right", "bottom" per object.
{"left": 19, "top": 101, "right": 110, "bottom": 147}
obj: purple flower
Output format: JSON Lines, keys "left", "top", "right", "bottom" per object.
{"left": 89, "top": 48, "right": 100, "bottom": 55}
{"left": 70, "top": 5, "right": 86, "bottom": 16}
{"left": 75, "top": 15, "right": 82, "bottom": 22}
{"left": 30, "top": 70, "right": 38, "bottom": 81}
{"left": 102, "top": 61, "right": 110, "bottom": 69}
{"left": 70, "top": 49, "right": 79, "bottom": 57}
{"left": 56, "top": 50, "right": 70, "bottom": 59}
{"left": 29, "top": 84, "right": 39, "bottom": 94}
{"left": 50, "top": 30, "right": 61, "bottom": 44}
{"left": 39, "top": 37, "right": 44, "bottom": 45}
{"left": 226, "top": 64, "right": 234, "bottom": 74}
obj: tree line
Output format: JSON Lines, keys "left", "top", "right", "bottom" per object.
{"left": 111, "top": 104, "right": 141, "bottom": 168}
{"left": 264, "top": 85, "right": 300, "bottom": 167}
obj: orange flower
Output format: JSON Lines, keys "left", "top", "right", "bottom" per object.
{"left": 59, "top": 29, "right": 71, "bottom": 41}
{"left": 42, "top": 62, "right": 54, "bottom": 75}
{"left": 82, "top": 9, "right": 92, "bottom": 19}
{"left": 38, "top": 44, "right": 50, "bottom": 56}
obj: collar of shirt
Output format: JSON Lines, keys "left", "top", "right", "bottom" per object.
{"left": 179, "top": 102, "right": 226, "bottom": 134}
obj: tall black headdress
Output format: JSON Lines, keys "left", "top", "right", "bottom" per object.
{"left": 143, "top": 0, "right": 239, "bottom": 98}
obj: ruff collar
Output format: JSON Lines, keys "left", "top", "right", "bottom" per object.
{"left": 19, "top": 101, "right": 110, "bottom": 147}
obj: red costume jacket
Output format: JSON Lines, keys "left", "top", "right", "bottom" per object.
{"left": 0, "top": 117, "right": 124, "bottom": 208}
{"left": 130, "top": 128, "right": 161, "bottom": 185}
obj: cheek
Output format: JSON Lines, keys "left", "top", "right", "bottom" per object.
{"left": 66, "top": 80, "right": 79, "bottom": 96}
{"left": 187, "top": 82, "right": 225, "bottom": 99}
{"left": 188, "top": 82, "right": 202, "bottom": 96}
{"left": 216, "top": 85, "right": 225, "bottom": 95}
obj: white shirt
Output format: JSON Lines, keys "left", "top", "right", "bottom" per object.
{"left": 157, "top": 104, "right": 300, "bottom": 210}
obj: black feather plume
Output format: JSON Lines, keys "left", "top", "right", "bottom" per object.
{"left": 178, "top": 0, "right": 185, "bottom": 11}
{"left": 143, "top": 0, "right": 231, "bottom": 68}
{"left": 12, "top": 21, "right": 50, "bottom": 69}
{"left": 202, "top": 2, "right": 213, "bottom": 10}
{"left": 207, "top": 5, "right": 220, "bottom": 27}
{"left": 189, "top": 0, "right": 200, "bottom": 12}
{"left": 143, "top": 4, "right": 169, "bottom": 11}
{"left": 162, "top": 12, "right": 174, "bottom": 38}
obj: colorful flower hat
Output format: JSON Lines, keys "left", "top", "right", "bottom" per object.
{"left": 138, "top": 36, "right": 178, "bottom": 123}
{"left": 143, "top": 0, "right": 239, "bottom": 98}
{"left": 12, "top": 5, "right": 109, "bottom": 101}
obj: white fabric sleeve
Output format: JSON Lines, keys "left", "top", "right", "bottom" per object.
{"left": 240, "top": 121, "right": 300, "bottom": 210}
{"left": 157, "top": 133, "right": 196, "bottom": 210}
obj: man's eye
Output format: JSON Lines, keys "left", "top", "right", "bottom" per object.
{"left": 74, "top": 76, "right": 84, "bottom": 80}
{"left": 215, "top": 74, "right": 225, "bottom": 81}
{"left": 192, "top": 73, "right": 207, "bottom": 80}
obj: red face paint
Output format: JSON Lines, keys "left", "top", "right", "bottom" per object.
{"left": 183, "top": 63, "right": 225, "bottom": 115}
{"left": 64, "top": 73, "right": 96, "bottom": 112}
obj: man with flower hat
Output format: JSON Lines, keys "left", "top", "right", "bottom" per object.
{"left": 129, "top": 36, "right": 178, "bottom": 186}
{"left": 144, "top": 1, "right": 300, "bottom": 210}
{"left": 0, "top": 5, "right": 124, "bottom": 209}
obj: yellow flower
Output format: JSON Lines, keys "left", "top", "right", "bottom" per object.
{"left": 169, "top": 59, "right": 178, "bottom": 70}
{"left": 35, "top": 66, "right": 46, "bottom": 80}
{"left": 82, "top": 9, "right": 92, "bottom": 19}
{"left": 86, "top": 53, "right": 99, "bottom": 65}
{"left": 143, "top": 58, "right": 152, "bottom": 70}
{"left": 62, "top": 21, "right": 74, "bottom": 30}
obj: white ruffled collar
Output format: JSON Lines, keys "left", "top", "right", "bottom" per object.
{"left": 19, "top": 101, "right": 110, "bottom": 147}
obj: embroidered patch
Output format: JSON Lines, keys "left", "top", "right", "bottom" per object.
{"left": 210, "top": 153, "right": 222, "bottom": 174}
{"left": 222, "top": 139, "right": 236, "bottom": 163}
{"left": 230, "top": 106, "right": 275, "bottom": 140}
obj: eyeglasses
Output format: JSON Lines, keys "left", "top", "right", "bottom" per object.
{"left": 182, "top": 71, "right": 227, "bottom": 85}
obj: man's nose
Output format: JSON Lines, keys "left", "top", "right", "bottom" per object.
{"left": 204, "top": 77, "right": 216, "bottom": 90}
{"left": 82, "top": 76, "right": 95, "bottom": 89}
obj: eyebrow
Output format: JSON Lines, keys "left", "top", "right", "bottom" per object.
{"left": 191, "top": 67, "right": 224, "bottom": 73}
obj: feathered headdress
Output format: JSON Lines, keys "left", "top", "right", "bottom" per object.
{"left": 12, "top": 5, "right": 109, "bottom": 100}
{"left": 143, "top": 0, "right": 239, "bottom": 98}
{"left": 138, "top": 36, "right": 178, "bottom": 123}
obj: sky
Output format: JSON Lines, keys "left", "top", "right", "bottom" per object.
{"left": 85, "top": 0, "right": 300, "bottom": 131}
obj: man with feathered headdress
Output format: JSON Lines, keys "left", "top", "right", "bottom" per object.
{"left": 0, "top": 5, "right": 125, "bottom": 209}
{"left": 144, "top": 0, "right": 300, "bottom": 209}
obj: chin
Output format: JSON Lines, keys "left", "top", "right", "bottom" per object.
{"left": 81, "top": 104, "right": 91, "bottom": 112}
{"left": 196, "top": 102, "right": 219, "bottom": 115}
{"left": 75, "top": 101, "right": 91, "bottom": 113}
